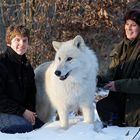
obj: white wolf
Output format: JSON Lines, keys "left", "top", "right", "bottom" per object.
{"left": 35, "top": 35, "right": 98, "bottom": 129}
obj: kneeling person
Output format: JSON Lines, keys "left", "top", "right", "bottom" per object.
{"left": 0, "top": 25, "right": 44, "bottom": 134}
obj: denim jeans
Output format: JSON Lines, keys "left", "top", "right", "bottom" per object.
{"left": 0, "top": 113, "right": 44, "bottom": 134}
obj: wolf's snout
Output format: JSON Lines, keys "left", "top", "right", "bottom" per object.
{"left": 55, "top": 70, "right": 61, "bottom": 76}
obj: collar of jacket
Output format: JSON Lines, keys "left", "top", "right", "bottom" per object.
{"left": 6, "top": 47, "right": 27, "bottom": 65}
{"left": 110, "top": 34, "right": 140, "bottom": 58}
{"left": 124, "top": 34, "right": 140, "bottom": 47}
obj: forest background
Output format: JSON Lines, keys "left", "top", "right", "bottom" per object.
{"left": 0, "top": 0, "right": 140, "bottom": 74}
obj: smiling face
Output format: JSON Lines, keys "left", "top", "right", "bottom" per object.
{"left": 125, "top": 19, "right": 140, "bottom": 40}
{"left": 9, "top": 35, "right": 29, "bottom": 55}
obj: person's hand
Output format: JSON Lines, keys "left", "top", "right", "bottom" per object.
{"left": 104, "top": 81, "right": 116, "bottom": 91}
{"left": 23, "top": 109, "right": 37, "bottom": 125}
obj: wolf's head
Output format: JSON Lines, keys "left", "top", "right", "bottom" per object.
{"left": 52, "top": 35, "right": 97, "bottom": 80}
{"left": 52, "top": 35, "right": 85, "bottom": 80}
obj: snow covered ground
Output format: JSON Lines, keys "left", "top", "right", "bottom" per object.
{"left": 1, "top": 89, "right": 140, "bottom": 140}
{"left": 0, "top": 118, "right": 140, "bottom": 140}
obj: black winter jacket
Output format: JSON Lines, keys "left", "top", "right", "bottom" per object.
{"left": 0, "top": 47, "right": 36, "bottom": 116}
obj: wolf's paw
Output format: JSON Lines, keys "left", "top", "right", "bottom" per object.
{"left": 93, "top": 120, "right": 103, "bottom": 132}
{"left": 60, "top": 125, "right": 69, "bottom": 130}
{"left": 60, "top": 122, "right": 69, "bottom": 130}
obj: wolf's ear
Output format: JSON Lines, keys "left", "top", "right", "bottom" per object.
{"left": 52, "top": 41, "right": 62, "bottom": 52}
{"left": 73, "top": 35, "right": 84, "bottom": 48}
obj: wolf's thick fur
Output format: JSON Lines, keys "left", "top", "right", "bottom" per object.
{"left": 35, "top": 35, "right": 98, "bottom": 129}
{"left": 35, "top": 62, "right": 54, "bottom": 123}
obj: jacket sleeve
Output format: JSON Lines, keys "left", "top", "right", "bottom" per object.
{"left": 115, "top": 55, "right": 140, "bottom": 94}
{"left": 0, "top": 64, "right": 25, "bottom": 116}
{"left": 25, "top": 66, "right": 36, "bottom": 112}
{"left": 115, "top": 78, "right": 140, "bottom": 94}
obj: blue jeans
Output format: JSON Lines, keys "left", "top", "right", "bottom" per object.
{"left": 0, "top": 113, "right": 44, "bottom": 134}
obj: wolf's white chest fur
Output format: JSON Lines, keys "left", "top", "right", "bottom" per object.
{"left": 45, "top": 63, "right": 95, "bottom": 110}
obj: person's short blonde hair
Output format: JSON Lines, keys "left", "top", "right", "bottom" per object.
{"left": 6, "top": 25, "right": 30, "bottom": 45}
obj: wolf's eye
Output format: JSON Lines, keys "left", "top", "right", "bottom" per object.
{"left": 58, "top": 57, "right": 61, "bottom": 61}
{"left": 66, "top": 57, "right": 72, "bottom": 61}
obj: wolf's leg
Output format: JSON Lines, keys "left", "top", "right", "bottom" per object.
{"left": 57, "top": 108, "right": 68, "bottom": 129}
{"left": 81, "top": 104, "right": 94, "bottom": 123}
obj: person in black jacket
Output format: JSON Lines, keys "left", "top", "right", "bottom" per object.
{"left": 0, "top": 25, "right": 44, "bottom": 133}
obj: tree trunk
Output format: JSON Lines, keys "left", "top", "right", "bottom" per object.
{"left": 0, "top": 1, "right": 6, "bottom": 51}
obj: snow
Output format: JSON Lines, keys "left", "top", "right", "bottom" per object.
{"left": 1, "top": 89, "right": 140, "bottom": 140}
{"left": 1, "top": 118, "right": 140, "bottom": 140}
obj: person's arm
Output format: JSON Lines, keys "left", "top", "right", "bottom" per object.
{"left": 115, "top": 78, "right": 140, "bottom": 94}
{"left": 115, "top": 55, "right": 140, "bottom": 94}
{"left": 25, "top": 65, "right": 36, "bottom": 112}
{"left": 0, "top": 64, "right": 25, "bottom": 116}
{"left": 23, "top": 65, "right": 37, "bottom": 125}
